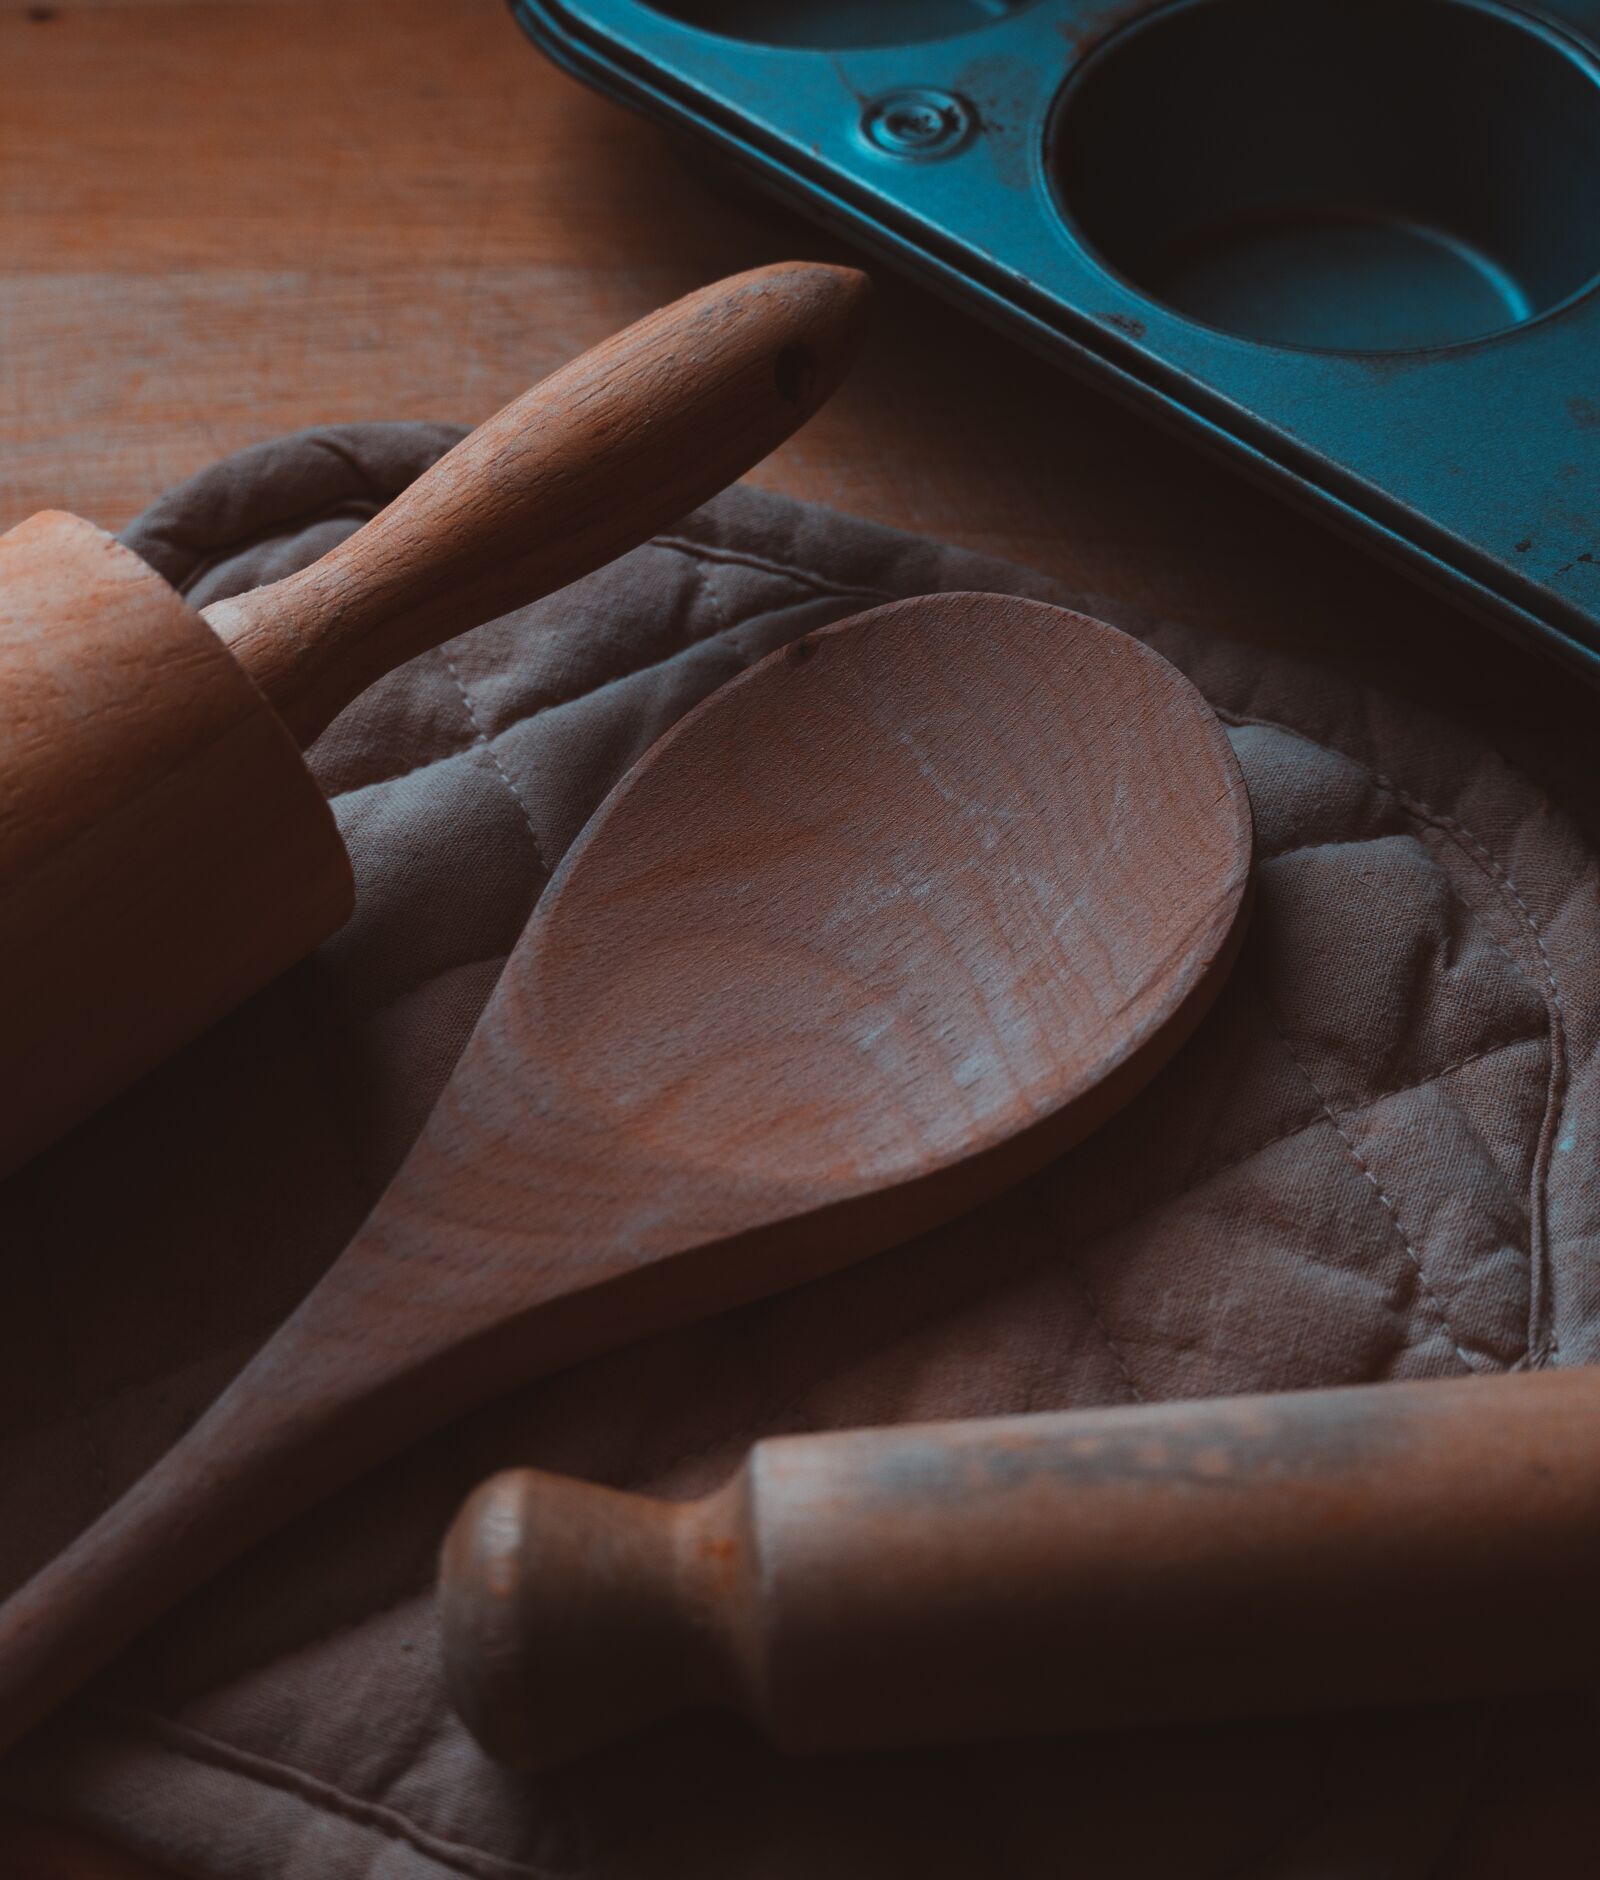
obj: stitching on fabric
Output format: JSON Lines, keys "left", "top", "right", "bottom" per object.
{"left": 153, "top": 431, "right": 461, "bottom": 597}
{"left": 442, "top": 650, "right": 550, "bottom": 879}
{"left": 0, "top": 544, "right": 1062, "bottom": 1441}
{"left": 692, "top": 551, "right": 730, "bottom": 637}
{"left": 91, "top": 895, "right": 1549, "bottom": 1822}
{"left": 1220, "top": 707, "right": 1567, "bottom": 1367}
{"left": 144, "top": 467, "right": 1573, "bottom": 1380}
{"left": 1413, "top": 816, "right": 1566, "bottom": 1368}
{"left": 1265, "top": 996, "right": 1480, "bottom": 1373}
{"left": 649, "top": 534, "right": 899, "bottom": 606}
{"left": 325, "top": 541, "right": 890, "bottom": 807}
{"left": 308, "top": 548, "right": 1564, "bottom": 1398}
{"left": 1234, "top": 722, "right": 1559, "bottom": 1020}
{"left": 168, "top": 500, "right": 384, "bottom": 598}
{"left": 1076, "top": 1023, "right": 1549, "bottom": 1260}
{"left": 83, "top": 489, "right": 1580, "bottom": 1839}
{"left": 1263, "top": 830, "right": 1549, "bottom": 1037}
{"left": 85, "top": 1704, "right": 564, "bottom": 1880}
{"left": 25, "top": 683, "right": 1563, "bottom": 1435}
{"left": 36, "top": 992, "right": 1552, "bottom": 1438}
{"left": 1022, "top": 1027, "right": 1542, "bottom": 1402}
{"left": 325, "top": 733, "right": 485, "bottom": 802}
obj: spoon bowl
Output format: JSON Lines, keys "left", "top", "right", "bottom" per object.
{"left": 0, "top": 590, "right": 1252, "bottom": 1746}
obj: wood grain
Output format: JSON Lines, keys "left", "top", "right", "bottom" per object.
{"left": 0, "top": 263, "right": 866, "bottom": 1175}
{"left": 0, "top": 592, "right": 1251, "bottom": 1763}
{"left": 4, "top": 2, "right": 1595, "bottom": 1871}
{"left": 0, "top": 510, "right": 350, "bottom": 1176}
{"left": 206, "top": 262, "right": 869, "bottom": 743}
{"left": 442, "top": 1368, "right": 1600, "bottom": 1767}
{"left": 6, "top": 0, "right": 1598, "bottom": 763}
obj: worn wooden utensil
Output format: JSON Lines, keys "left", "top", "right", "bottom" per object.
{"left": 442, "top": 1367, "right": 1600, "bottom": 1768}
{"left": 0, "top": 591, "right": 1251, "bottom": 1749}
{"left": 0, "top": 260, "right": 868, "bottom": 1175}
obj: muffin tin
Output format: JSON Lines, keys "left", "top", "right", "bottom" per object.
{"left": 512, "top": 0, "right": 1600, "bottom": 679}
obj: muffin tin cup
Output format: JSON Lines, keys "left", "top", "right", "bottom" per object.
{"left": 518, "top": 0, "right": 1600, "bottom": 680}
{"left": 1049, "top": 0, "right": 1600, "bottom": 354}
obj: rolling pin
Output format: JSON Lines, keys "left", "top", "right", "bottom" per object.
{"left": 440, "top": 1368, "right": 1600, "bottom": 1768}
{"left": 0, "top": 261, "right": 868, "bottom": 1176}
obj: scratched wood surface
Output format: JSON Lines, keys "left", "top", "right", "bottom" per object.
{"left": 4, "top": 1, "right": 1599, "bottom": 1871}
{"left": 5, "top": 0, "right": 1595, "bottom": 718}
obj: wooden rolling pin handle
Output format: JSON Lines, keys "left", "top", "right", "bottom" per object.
{"left": 440, "top": 1369, "right": 1600, "bottom": 1768}
{"left": 442, "top": 1470, "right": 745, "bottom": 1772}
{"left": 202, "top": 261, "right": 870, "bottom": 746}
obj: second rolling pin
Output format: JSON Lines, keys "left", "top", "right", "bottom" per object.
{"left": 441, "top": 1368, "right": 1600, "bottom": 1767}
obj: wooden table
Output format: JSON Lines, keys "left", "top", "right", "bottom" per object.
{"left": 6, "top": 3, "right": 1599, "bottom": 1873}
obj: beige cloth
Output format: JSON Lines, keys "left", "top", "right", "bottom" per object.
{"left": 3, "top": 422, "right": 1599, "bottom": 1874}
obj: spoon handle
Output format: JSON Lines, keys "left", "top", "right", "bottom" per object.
{"left": 202, "top": 262, "right": 870, "bottom": 745}
{"left": 440, "top": 1368, "right": 1600, "bottom": 1767}
{"left": 0, "top": 1191, "right": 588, "bottom": 1749}
{"left": 0, "top": 1346, "right": 363, "bottom": 1745}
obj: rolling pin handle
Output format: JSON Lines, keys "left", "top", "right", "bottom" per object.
{"left": 204, "top": 262, "right": 871, "bottom": 745}
{"left": 440, "top": 1469, "right": 748, "bottom": 1770}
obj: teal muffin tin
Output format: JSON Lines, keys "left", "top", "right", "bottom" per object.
{"left": 513, "top": 0, "right": 1600, "bottom": 680}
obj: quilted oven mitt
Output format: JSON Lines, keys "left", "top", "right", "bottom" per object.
{"left": 2, "top": 421, "right": 1598, "bottom": 1877}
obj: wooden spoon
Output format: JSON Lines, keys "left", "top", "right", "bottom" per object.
{"left": 0, "top": 591, "right": 1253, "bottom": 1747}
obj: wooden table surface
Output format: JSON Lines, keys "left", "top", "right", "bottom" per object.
{"left": 6, "top": 2, "right": 1600, "bottom": 1873}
